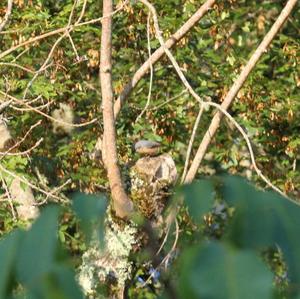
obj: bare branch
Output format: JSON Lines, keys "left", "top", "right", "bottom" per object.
{"left": 67, "top": 32, "right": 80, "bottom": 61}
{"left": 0, "top": 163, "right": 66, "bottom": 202}
{"left": 135, "top": 14, "right": 154, "bottom": 122}
{"left": 140, "top": 0, "right": 289, "bottom": 198}
{"left": 0, "top": 172, "right": 17, "bottom": 221}
{"left": 100, "top": 0, "right": 133, "bottom": 219}
{"left": 0, "top": 120, "right": 43, "bottom": 158}
{"left": 0, "top": 0, "right": 13, "bottom": 33}
{"left": 0, "top": 62, "right": 35, "bottom": 74}
{"left": 181, "top": 103, "right": 205, "bottom": 183}
{"left": 0, "top": 99, "right": 12, "bottom": 113}
{"left": 113, "top": 0, "right": 216, "bottom": 118}
{"left": 150, "top": 89, "right": 187, "bottom": 111}
{"left": 22, "top": 0, "right": 87, "bottom": 99}
{"left": 22, "top": 34, "right": 64, "bottom": 98}
{"left": 0, "top": 0, "right": 129, "bottom": 61}
{"left": 0, "top": 121, "right": 39, "bottom": 221}
{"left": 185, "top": 0, "right": 298, "bottom": 183}
{"left": 0, "top": 90, "right": 97, "bottom": 128}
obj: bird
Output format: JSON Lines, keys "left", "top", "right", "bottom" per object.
{"left": 134, "top": 140, "right": 161, "bottom": 156}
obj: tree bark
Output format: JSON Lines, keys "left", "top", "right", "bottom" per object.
{"left": 93, "top": 0, "right": 215, "bottom": 160}
{"left": 100, "top": 0, "right": 133, "bottom": 219}
{"left": 184, "top": 0, "right": 298, "bottom": 183}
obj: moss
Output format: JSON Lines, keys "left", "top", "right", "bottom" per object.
{"left": 78, "top": 209, "right": 138, "bottom": 296}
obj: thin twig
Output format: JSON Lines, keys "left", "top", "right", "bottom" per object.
{"left": 67, "top": 32, "right": 80, "bottom": 61}
{"left": 0, "top": 163, "right": 65, "bottom": 202}
{"left": 139, "top": 219, "right": 179, "bottom": 288}
{"left": 156, "top": 221, "right": 171, "bottom": 256}
{"left": 35, "top": 179, "right": 72, "bottom": 205}
{"left": 0, "top": 91, "right": 97, "bottom": 128}
{"left": 22, "top": 35, "right": 64, "bottom": 99}
{"left": 140, "top": 0, "right": 291, "bottom": 199}
{"left": 0, "top": 172, "right": 17, "bottom": 221}
{"left": 135, "top": 14, "right": 154, "bottom": 122}
{"left": 184, "top": 0, "right": 298, "bottom": 187}
{"left": 0, "top": 0, "right": 129, "bottom": 60}
{"left": 0, "top": 62, "right": 35, "bottom": 74}
{"left": 0, "top": 120, "right": 43, "bottom": 159}
{"left": 12, "top": 47, "right": 30, "bottom": 62}
{"left": 181, "top": 103, "right": 205, "bottom": 183}
{"left": 22, "top": 0, "right": 79, "bottom": 99}
{"left": 113, "top": 0, "right": 216, "bottom": 118}
{"left": 0, "top": 99, "right": 12, "bottom": 113}
{"left": 1, "top": 138, "right": 43, "bottom": 157}
{"left": 150, "top": 89, "right": 187, "bottom": 110}
{"left": 10, "top": 100, "right": 54, "bottom": 112}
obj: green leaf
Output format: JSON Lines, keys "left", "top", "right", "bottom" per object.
{"left": 0, "top": 231, "right": 23, "bottom": 298}
{"left": 16, "top": 206, "right": 60, "bottom": 286}
{"left": 72, "top": 193, "right": 107, "bottom": 223}
{"left": 180, "top": 179, "right": 215, "bottom": 224}
{"left": 29, "top": 266, "right": 84, "bottom": 299}
{"left": 22, "top": 266, "right": 84, "bottom": 299}
{"left": 222, "top": 176, "right": 300, "bottom": 294}
{"left": 178, "top": 241, "right": 273, "bottom": 299}
{"left": 72, "top": 193, "right": 107, "bottom": 243}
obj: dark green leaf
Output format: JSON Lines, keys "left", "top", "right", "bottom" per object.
{"left": 181, "top": 180, "right": 215, "bottom": 224}
{"left": 178, "top": 241, "right": 273, "bottom": 299}
{"left": 16, "top": 206, "right": 60, "bottom": 286}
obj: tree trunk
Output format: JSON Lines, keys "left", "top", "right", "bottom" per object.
{"left": 100, "top": 0, "right": 133, "bottom": 219}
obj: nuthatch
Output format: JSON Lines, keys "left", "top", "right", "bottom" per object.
{"left": 134, "top": 140, "right": 161, "bottom": 156}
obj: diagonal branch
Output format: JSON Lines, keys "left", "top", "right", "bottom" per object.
{"left": 0, "top": 90, "right": 97, "bottom": 128}
{"left": 135, "top": 13, "right": 154, "bottom": 122}
{"left": 184, "top": 0, "right": 298, "bottom": 183}
{"left": 100, "top": 0, "right": 133, "bottom": 219}
{"left": 140, "top": 0, "right": 289, "bottom": 198}
{"left": 181, "top": 103, "right": 205, "bottom": 183}
{"left": 113, "top": 0, "right": 216, "bottom": 118}
{"left": 0, "top": 0, "right": 13, "bottom": 33}
{"left": 0, "top": 1, "right": 128, "bottom": 60}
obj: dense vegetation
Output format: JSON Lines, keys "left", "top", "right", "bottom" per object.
{"left": 0, "top": 0, "right": 299, "bottom": 298}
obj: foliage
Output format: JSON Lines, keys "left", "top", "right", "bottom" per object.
{"left": 0, "top": 193, "right": 106, "bottom": 299}
{"left": 0, "top": 0, "right": 299, "bottom": 195}
{"left": 0, "top": 0, "right": 299, "bottom": 298}
{"left": 0, "top": 206, "right": 83, "bottom": 299}
{"left": 173, "top": 176, "right": 300, "bottom": 299}
{"left": 1, "top": 177, "right": 300, "bottom": 298}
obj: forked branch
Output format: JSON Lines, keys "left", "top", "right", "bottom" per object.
{"left": 113, "top": 0, "right": 216, "bottom": 118}
{"left": 140, "top": 0, "right": 293, "bottom": 198}
{"left": 184, "top": 0, "right": 298, "bottom": 183}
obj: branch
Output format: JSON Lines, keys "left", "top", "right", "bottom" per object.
{"left": 0, "top": 120, "right": 43, "bottom": 158}
{"left": 0, "top": 120, "right": 39, "bottom": 221}
{"left": 22, "top": 0, "right": 88, "bottom": 99}
{"left": 0, "top": 1, "right": 128, "bottom": 60}
{"left": 0, "top": 62, "right": 35, "bottom": 74}
{"left": 135, "top": 14, "right": 153, "bottom": 122}
{"left": 0, "top": 0, "right": 13, "bottom": 33}
{"left": 184, "top": 0, "right": 298, "bottom": 183}
{"left": 0, "top": 120, "right": 68, "bottom": 205}
{"left": 100, "top": 0, "right": 133, "bottom": 219}
{"left": 0, "top": 90, "right": 97, "bottom": 128}
{"left": 181, "top": 103, "right": 205, "bottom": 183}
{"left": 140, "top": 0, "right": 289, "bottom": 198}
{"left": 113, "top": 0, "right": 216, "bottom": 118}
